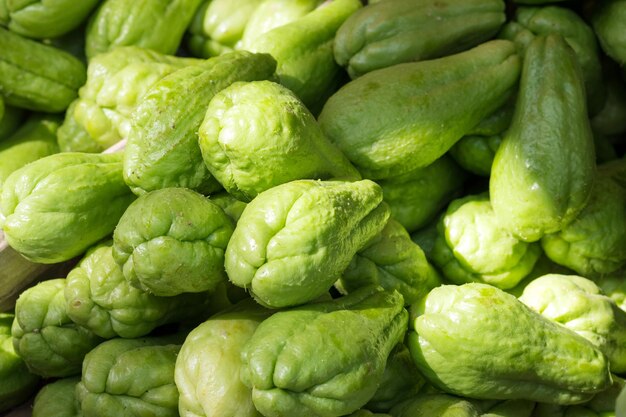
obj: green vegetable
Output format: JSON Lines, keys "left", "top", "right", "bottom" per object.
{"left": 199, "top": 80, "right": 360, "bottom": 202}
{"left": 592, "top": 0, "right": 626, "bottom": 66}
{"left": 389, "top": 393, "right": 482, "bottom": 417}
{"left": 112, "top": 187, "right": 234, "bottom": 296}
{"left": 0, "top": 104, "right": 26, "bottom": 140}
{"left": 596, "top": 271, "right": 626, "bottom": 313}
{"left": 32, "top": 377, "right": 81, "bottom": 417}
{"left": 479, "top": 399, "right": 536, "bottom": 417}
{"left": 449, "top": 134, "right": 502, "bottom": 177}
{"left": 225, "top": 179, "right": 390, "bottom": 308}
{"left": 591, "top": 62, "right": 626, "bottom": 136}
{"left": 210, "top": 191, "right": 247, "bottom": 223}
{"left": 240, "top": 286, "right": 408, "bottom": 417}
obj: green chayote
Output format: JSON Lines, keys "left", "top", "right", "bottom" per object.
{"left": 225, "top": 179, "right": 390, "bottom": 308}
{"left": 377, "top": 156, "right": 466, "bottom": 233}
{"left": 408, "top": 283, "right": 611, "bottom": 404}
{"left": 32, "top": 377, "right": 81, "bottom": 417}
{"left": 596, "top": 271, "right": 626, "bottom": 313}
{"left": 85, "top": 0, "right": 203, "bottom": 60}
{"left": 337, "top": 218, "right": 441, "bottom": 305}
{"left": 389, "top": 393, "right": 482, "bottom": 417}
{"left": 210, "top": 191, "right": 248, "bottom": 223}
{"left": 348, "top": 411, "right": 391, "bottom": 417}
{"left": 0, "top": 104, "right": 25, "bottom": 140}
{"left": 176, "top": 299, "right": 272, "bottom": 417}
{"left": 0, "top": 313, "right": 40, "bottom": 413}
{"left": 431, "top": 194, "right": 542, "bottom": 289}
{"left": 449, "top": 134, "right": 502, "bottom": 177}
{"left": 479, "top": 399, "right": 536, "bottom": 417}
{"left": 76, "top": 336, "right": 182, "bottom": 417}
{"left": 112, "top": 187, "right": 234, "bottom": 296}
{"left": 592, "top": 0, "right": 626, "bottom": 66}
{"left": 519, "top": 274, "right": 626, "bottom": 373}
{"left": 240, "top": 286, "right": 408, "bottom": 417}
{"left": 11, "top": 279, "right": 104, "bottom": 377}
{"left": 0, "top": 152, "right": 136, "bottom": 263}
{"left": 318, "top": 40, "right": 520, "bottom": 179}
{"left": 591, "top": 62, "right": 626, "bottom": 137}
{"left": 65, "top": 241, "right": 216, "bottom": 339}
{"left": 199, "top": 80, "right": 360, "bottom": 201}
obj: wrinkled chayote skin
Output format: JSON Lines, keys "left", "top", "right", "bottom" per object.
{"left": 449, "top": 134, "right": 502, "bottom": 177}
{"left": 76, "top": 336, "right": 182, "bottom": 417}
{"left": 1, "top": 0, "right": 100, "bottom": 39}
{"left": 592, "top": 0, "right": 626, "bottom": 66}
{"left": 225, "top": 179, "right": 390, "bottom": 308}
{"left": 32, "top": 377, "right": 81, "bottom": 417}
{"left": 241, "top": 286, "right": 408, "bottom": 417}
{"left": 519, "top": 274, "right": 626, "bottom": 373}
{"left": 65, "top": 241, "right": 216, "bottom": 339}
{"left": 490, "top": 34, "right": 596, "bottom": 242}
{"left": 199, "top": 80, "right": 360, "bottom": 201}
{"left": 334, "top": 0, "right": 506, "bottom": 78}
{"left": 85, "top": 0, "right": 203, "bottom": 60}
{"left": 337, "top": 218, "right": 441, "bottom": 305}
{"left": 408, "top": 283, "right": 611, "bottom": 404}
{"left": 176, "top": 298, "right": 272, "bottom": 417}
{"left": 0, "top": 152, "right": 136, "bottom": 263}
{"left": 0, "top": 313, "right": 40, "bottom": 413}
{"left": 541, "top": 158, "right": 626, "bottom": 277}
{"left": 389, "top": 393, "right": 482, "bottom": 417}
{"left": 112, "top": 187, "right": 234, "bottom": 296}
{"left": 318, "top": 40, "right": 520, "bottom": 179}
{"left": 124, "top": 50, "right": 276, "bottom": 195}
{"left": 431, "top": 194, "right": 542, "bottom": 289}
{"left": 0, "top": 114, "right": 60, "bottom": 191}
{"left": 11, "top": 279, "right": 104, "bottom": 378}
{"left": 377, "top": 156, "right": 466, "bottom": 233}
{"left": 59, "top": 46, "right": 201, "bottom": 153}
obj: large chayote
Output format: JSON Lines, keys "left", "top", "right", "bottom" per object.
{"left": 176, "top": 299, "right": 272, "bottom": 417}
{"left": 592, "top": 0, "right": 626, "bottom": 66}
{"left": 490, "top": 34, "right": 596, "bottom": 242}
{"left": 519, "top": 274, "right": 626, "bottom": 373}
{"left": 11, "top": 279, "right": 104, "bottom": 378}
{"left": 334, "top": 0, "right": 506, "bottom": 78}
{"left": 32, "top": 377, "right": 81, "bottom": 417}
{"left": 225, "top": 179, "right": 390, "bottom": 308}
{"left": 85, "top": 0, "right": 203, "bottom": 60}
{"left": 336, "top": 218, "right": 441, "bottom": 305}
{"left": 0, "top": 152, "right": 136, "bottom": 263}
{"left": 240, "top": 286, "right": 408, "bottom": 417}
{"left": 65, "top": 241, "right": 216, "bottom": 339}
{"left": 123, "top": 50, "right": 276, "bottom": 195}
{"left": 430, "top": 194, "right": 542, "bottom": 289}
{"left": 76, "top": 336, "right": 182, "bottom": 417}
{"left": 318, "top": 40, "right": 520, "bottom": 179}
{"left": 408, "top": 283, "right": 611, "bottom": 404}
{"left": 0, "top": 313, "right": 40, "bottom": 413}
{"left": 112, "top": 187, "right": 234, "bottom": 296}
{"left": 199, "top": 80, "right": 360, "bottom": 201}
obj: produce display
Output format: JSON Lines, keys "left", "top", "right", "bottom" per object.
{"left": 0, "top": 0, "right": 625, "bottom": 416}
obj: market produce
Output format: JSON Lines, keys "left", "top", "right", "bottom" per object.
{"left": 490, "top": 34, "right": 596, "bottom": 242}
{"left": 334, "top": 0, "right": 506, "bottom": 78}
{"left": 31, "top": 377, "right": 81, "bottom": 417}
{"left": 1, "top": 152, "right": 135, "bottom": 263}
{"left": 596, "top": 271, "right": 626, "bottom": 313}
{"left": 318, "top": 39, "right": 520, "bottom": 179}
{"left": 112, "top": 187, "right": 234, "bottom": 296}
{"left": 225, "top": 179, "right": 390, "bottom": 308}
{"left": 240, "top": 286, "right": 408, "bottom": 417}
{"left": 209, "top": 191, "right": 247, "bottom": 222}
{"left": 592, "top": 0, "right": 626, "bottom": 66}
{"left": 0, "top": 103, "right": 25, "bottom": 140}
{"left": 0, "top": 27, "right": 86, "bottom": 112}
{"left": 199, "top": 80, "right": 360, "bottom": 201}
{"left": 389, "top": 393, "right": 483, "bottom": 417}
{"left": 123, "top": 50, "right": 275, "bottom": 195}
{"left": 449, "top": 135, "right": 502, "bottom": 177}
{"left": 408, "top": 283, "right": 611, "bottom": 404}
{"left": 12, "top": 279, "right": 104, "bottom": 377}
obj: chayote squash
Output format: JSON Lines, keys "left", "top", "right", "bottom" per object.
{"left": 592, "top": 0, "right": 626, "bottom": 66}
{"left": 0, "top": 152, "right": 136, "bottom": 263}
{"left": 199, "top": 80, "right": 360, "bottom": 202}
{"left": 318, "top": 39, "right": 520, "bottom": 179}
{"left": 591, "top": 62, "right": 626, "bottom": 137}
{"left": 449, "top": 134, "right": 502, "bottom": 177}
{"left": 209, "top": 191, "right": 247, "bottom": 223}
{"left": 408, "top": 283, "right": 611, "bottom": 404}
{"left": 240, "top": 286, "right": 408, "bottom": 417}
{"left": 123, "top": 50, "right": 276, "bottom": 195}
{"left": 334, "top": 0, "right": 506, "bottom": 78}
{"left": 596, "top": 271, "right": 626, "bottom": 313}
{"left": 0, "top": 103, "right": 25, "bottom": 141}
{"left": 389, "top": 393, "right": 482, "bottom": 417}
{"left": 225, "top": 179, "right": 390, "bottom": 308}
{"left": 32, "top": 377, "right": 81, "bottom": 417}
{"left": 490, "top": 34, "right": 596, "bottom": 242}
{"left": 112, "top": 187, "right": 234, "bottom": 296}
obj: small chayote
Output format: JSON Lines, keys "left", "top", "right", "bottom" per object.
{"left": 0, "top": 104, "right": 26, "bottom": 141}
{"left": 519, "top": 274, "right": 626, "bottom": 373}
{"left": 225, "top": 179, "right": 390, "bottom": 308}
{"left": 0, "top": 152, "right": 135, "bottom": 263}
{"left": 112, "top": 187, "right": 234, "bottom": 296}
{"left": 449, "top": 134, "right": 502, "bottom": 177}
{"left": 592, "top": 0, "right": 626, "bottom": 66}
{"left": 175, "top": 299, "right": 272, "bottom": 417}
{"left": 596, "top": 271, "right": 626, "bottom": 313}
{"left": 337, "top": 218, "right": 441, "bottom": 305}
{"left": 32, "top": 377, "right": 81, "bottom": 417}
{"left": 408, "top": 283, "right": 611, "bottom": 404}
{"left": 389, "top": 393, "right": 482, "bottom": 417}
{"left": 210, "top": 191, "right": 248, "bottom": 223}
{"left": 12, "top": 279, "right": 104, "bottom": 378}
{"left": 240, "top": 286, "right": 408, "bottom": 417}
{"left": 199, "top": 80, "right": 360, "bottom": 201}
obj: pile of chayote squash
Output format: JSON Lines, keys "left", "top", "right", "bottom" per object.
{"left": 1, "top": 0, "right": 626, "bottom": 416}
